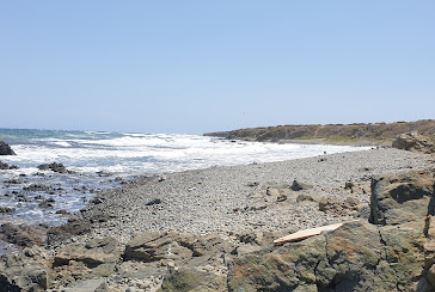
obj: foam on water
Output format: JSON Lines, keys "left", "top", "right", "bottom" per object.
{"left": 1, "top": 132, "right": 369, "bottom": 174}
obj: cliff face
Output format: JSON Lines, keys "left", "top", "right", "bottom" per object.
{"left": 205, "top": 119, "right": 435, "bottom": 145}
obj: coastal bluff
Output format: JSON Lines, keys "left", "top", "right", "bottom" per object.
{"left": 204, "top": 119, "right": 435, "bottom": 145}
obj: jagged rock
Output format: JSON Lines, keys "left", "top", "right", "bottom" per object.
{"left": 123, "top": 232, "right": 193, "bottom": 262}
{"left": 228, "top": 221, "right": 426, "bottom": 291}
{"left": 369, "top": 170, "right": 434, "bottom": 225}
{"left": 0, "top": 246, "right": 49, "bottom": 291}
{"left": 0, "top": 223, "right": 47, "bottom": 247}
{"left": 0, "top": 141, "right": 15, "bottom": 155}
{"left": 124, "top": 232, "right": 233, "bottom": 263}
{"left": 392, "top": 132, "right": 435, "bottom": 154}
{"left": 54, "top": 237, "right": 120, "bottom": 268}
{"left": 291, "top": 179, "right": 313, "bottom": 191}
{"left": 48, "top": 219, "right": 91, "bottom": 243}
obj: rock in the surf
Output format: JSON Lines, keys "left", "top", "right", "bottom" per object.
{"left": 0, "top": 141, "right": 15, "bottom": 155}
{"left": 0, "top": 161, "right": 18, "bottom": 170}
{"left": 37, "top": 162, "right": 68, "bottom": 173}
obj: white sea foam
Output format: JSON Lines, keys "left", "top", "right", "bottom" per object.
{"left": 1, "top": 134, "right": 370, "bottom": 174}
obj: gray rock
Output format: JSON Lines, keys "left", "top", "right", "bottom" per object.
{"left": 0, "top": 161, "right": 18, "bottom": 170}
{"left": 160, "top": 268, "right": 227, "bottom": 292}
{"left": 145, "top": 198, "right": 162, "bottom": 206}
{"left": 291, "top": 179, "right": 313, "bottom": 191}
{"left": 229, "top": 221, "right": 426, "bottom": 291}
{"left": 54, "top": 237, "right": 120, "bottom": 268}
{"left": 0, "top": 206, "right": 15, "bottom": 214}
{"left": 37, "top": 162, "right": 68, "bottom": 173}
{"left": 0, "top": 246, "right": 49, "bottom": 291}
{"left": 369, "top": 170, "right": 434, "bottom": 225}
{"left": 0, "top": 141, "right": 16, "bottom": 155}
{"left": 0, "top": 223, "right": 47, "bottom": 247}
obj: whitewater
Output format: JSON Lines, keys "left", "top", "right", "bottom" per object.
{"left": 0, "top": 129, "right": 370, "bottom": 225}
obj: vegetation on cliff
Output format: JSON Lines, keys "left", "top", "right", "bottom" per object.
{"left": 205, "top": 119, "right": 435, "bottom": 145}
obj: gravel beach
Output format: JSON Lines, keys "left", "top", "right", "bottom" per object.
{"left": 78, "top": 148, "right": 433, "bottom": 244}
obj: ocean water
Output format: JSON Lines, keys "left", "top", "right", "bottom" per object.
{"left": 0, "top": 128, "right": 370, "bottom": 225}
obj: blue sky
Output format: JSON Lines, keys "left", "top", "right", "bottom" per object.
{"left": 0, "top": 1, "right": 434, "bottom": 133}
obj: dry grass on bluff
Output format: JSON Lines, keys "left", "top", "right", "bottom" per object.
{"left": 205, "top": 119, "right": 435, "bottom": 145}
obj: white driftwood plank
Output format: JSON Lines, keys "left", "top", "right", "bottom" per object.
{"left": 274, "top": 222, "right": 344, "bottom": 245}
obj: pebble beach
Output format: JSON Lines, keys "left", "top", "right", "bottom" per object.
{"left": 78, "top": 148, "right": 433, "bottom": 244}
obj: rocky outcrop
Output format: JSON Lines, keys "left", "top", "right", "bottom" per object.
{"left": 392, "top": 132, "right": 435, "bottom": 154}
{"left": 3, "top": 170, "right": 435, "bottom": 291}
{"left": 54, "top": 237, "right": 120, "bottom": 268}
{"left": 124, "top": 232, "right": 233, "bottom": 263}
{"left": 0, "top": 223, "right": 47, "bottom": 247}
{"left": 229, "top": 220, "right": 426, "bottom": 291}
{"left": 369, "top": 170, "right": 434, "bottom": 225}
{"left": 0, "top": 141, "right": 15, "bottom": 155}
{"left": 228, "top": 170, "right": 435, "bottom": 291}
{"left": 0, "top": 246, "right": 49, "bottom": 291}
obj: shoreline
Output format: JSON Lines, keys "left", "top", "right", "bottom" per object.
{"left": 1, "top": 147, "right": 434, "bottom": 290}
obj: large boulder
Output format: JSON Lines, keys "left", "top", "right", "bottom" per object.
{"left": 53, "top": 237, "right": 120, "bottom": 268}
{"left": 392, "top": 132, "right": 435, "bottom": 154}
{"left": 228, "top": 220, "right": 426, "bottom": 291}
{"left": 369, "top": 170, "right": 435, "bottom": 225}
{"left": 0, "top": 141, "right": 15, "bottom": 155}
{"left": 51, "top": 237, "right": 121, "bottom": 288}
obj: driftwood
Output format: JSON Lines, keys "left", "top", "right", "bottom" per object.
{"left": 274, "top": 221, "right": 357, "bottom": 245}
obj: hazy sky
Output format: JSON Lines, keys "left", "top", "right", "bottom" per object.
{"left": 1, "top": 1, "right": 434, "bottom": 133}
